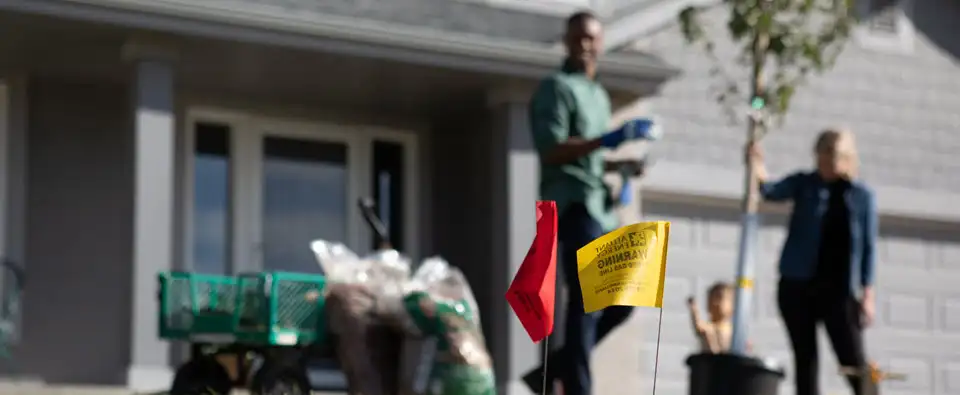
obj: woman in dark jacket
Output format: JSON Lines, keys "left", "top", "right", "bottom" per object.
{"left": 748, "top": 129, "right": 878, "bottom": 395}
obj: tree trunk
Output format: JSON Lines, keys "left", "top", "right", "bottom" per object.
{"left": 743, "top": 29, "right": 769, "bottom": 213}
{"left": 729, "top": 18, "right": 769, "bottom": 356}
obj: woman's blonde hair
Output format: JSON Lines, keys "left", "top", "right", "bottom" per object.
{"left": 814, "top": 127, "right": 859, "bottom": 179}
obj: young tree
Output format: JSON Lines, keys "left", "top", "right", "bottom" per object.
{"left": 677, "top": 0, "right": 858, "bottom": 354}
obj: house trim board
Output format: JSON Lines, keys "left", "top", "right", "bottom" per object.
{"left": 641, "top": 159, "right": 960, "bottom": 224}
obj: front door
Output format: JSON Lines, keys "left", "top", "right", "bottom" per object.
{"left": 254, "top": 132, "right": 356, "bottom": 273}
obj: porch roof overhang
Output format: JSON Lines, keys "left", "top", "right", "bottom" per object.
{"left": 601, "top": 0, "right": 719, "bottom": 52}
{"left": 0, "top": 0, "right": 681, "bottom": 97}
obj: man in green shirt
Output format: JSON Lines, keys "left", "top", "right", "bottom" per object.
{"left": 523, "top": 11, "right": 659, "bottom": 395}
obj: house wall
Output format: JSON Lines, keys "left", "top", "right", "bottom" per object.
{"left": 17, "top": 77, "right": 134, "bottom": 384}
{"left": 631, "top": 0, "right": 960, "bottom": 219}
{"left": 429, "top": 109, "right": 494, "bottom": 337}
{"left": 6, "top": 69, "right": 514, "bottom": 387}
{"left": 591, "top": 197, "right": 960, "bottom": 395}
{"left": 589, "top": 1, "right": 960, "bottom": 394}
{"left": 177, "top": 89, "right": 539, "bottom": 393}
{"left": 430, "top": 102, "right": 539, "bottom": 394}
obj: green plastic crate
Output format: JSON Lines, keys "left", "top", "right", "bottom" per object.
{"left": 158, "top": 272, "right": 239, "bottom": 342}
{"left": 234, "top": 271, "right": 327, "bottom": 347}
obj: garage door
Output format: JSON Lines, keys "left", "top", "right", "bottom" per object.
{"left": 589, "top": 198, "right": 960, "bottom": 395}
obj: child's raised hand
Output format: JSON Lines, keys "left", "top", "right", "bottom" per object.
{"left": 686, "top": 296, "right": 696, "bottom": 309}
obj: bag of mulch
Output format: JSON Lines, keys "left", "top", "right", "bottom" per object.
{"left": 325, "top": 282, "right": 405, "bottom": 395}
{"left": 311, "top": 240, "right": 413, "bottom": 395}
{"left": 390, "top": 257, "right": 496, "bottom": 395}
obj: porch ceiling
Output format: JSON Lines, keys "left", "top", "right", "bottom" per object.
{"left": 175, "top": 39, "right": 503, "bottom": 116}
{"left": 0, "top": 12, "right": 514, "bottom": 116}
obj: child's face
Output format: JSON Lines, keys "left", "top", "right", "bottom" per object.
{"left": 708, "top": 289, "right": 733, "bottom": 321}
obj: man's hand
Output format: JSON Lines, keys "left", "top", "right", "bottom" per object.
{"left": 600, "top": 118, "right": 657, "bottom": 148}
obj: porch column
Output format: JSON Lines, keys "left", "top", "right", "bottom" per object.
{"left": 123, "top": 38, "right": 177, "bottom": 391}
{"left": 487, "top": 88, "right": 540, "bottom": 395}
{"left": 0, "top": 74, "right": 27, "bottom": 349}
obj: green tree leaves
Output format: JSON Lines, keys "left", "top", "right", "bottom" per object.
{"left": 677, "top": 0, "right": 857, "bottom": 127}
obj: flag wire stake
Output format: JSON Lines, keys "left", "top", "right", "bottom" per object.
{"left": 541, "top": 337, "right": 550, "bottom": 395}
{"left": 652, "top": 307, "right": 665, "bottom": 395}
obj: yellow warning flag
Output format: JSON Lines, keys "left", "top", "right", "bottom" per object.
{"left": 576, "top": 221, "right": 670, "bottom": 313}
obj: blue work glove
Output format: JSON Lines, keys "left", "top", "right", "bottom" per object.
{"left": 599, "top": 118, "right": 658, "bottom": 148}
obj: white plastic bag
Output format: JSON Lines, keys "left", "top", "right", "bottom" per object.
{"left": 362, "top": 249, "right": 412, "bottom": 297}
{"left": 310, "top": 239, "right": 359, "bottom": 281}
{"left": 310, "top": 239, "right": 411, "bottom": 296}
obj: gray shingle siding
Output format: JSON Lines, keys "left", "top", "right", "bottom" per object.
{"left": 635, "top": 0, "right": 960, "bottom": 196}
{"left": 589, "top": 3, "right": 960, "bottom": 395}
{"left": 233, "top": 0, "right": 566, "bottom": 42}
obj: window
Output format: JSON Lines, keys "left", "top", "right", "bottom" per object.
{"left": 372, "top": 140, "right": 406, "bottom": 251}
{"left": 261, "top": 137, "right": 348, "bottom": 273}
{"left": 856, "top": 0, "right": 915, "bottom": 53}
{"left": 866, "top": 0, "right": 900, "bottom": 34}
{"left": 183, "top": 111, "right": 419, "bottom": 275}
{"left": 0, "top": 78, "right": 25, "bottom": 346}
{"left": 191, "top": 123, "right": 232, "bottom": 274}
{"left": 0, "top": 81, "right": 11, "bottom": 344}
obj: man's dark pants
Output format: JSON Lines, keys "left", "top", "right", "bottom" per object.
{"left": 525, "top": 203, "right": 633, "bottom": 395}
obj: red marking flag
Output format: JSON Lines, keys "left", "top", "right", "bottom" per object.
{"left": 505, "top": 201, "right": 558, "bottom": 343}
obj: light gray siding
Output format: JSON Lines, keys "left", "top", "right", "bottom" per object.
{"left": 593, "top": 200, "right": 960, "bottom": 395}
{"left": 588, "top": 1, "right": 960, "bottom": 395}
{"left": 637, "top": 0, "right": 960, "bottom": 204}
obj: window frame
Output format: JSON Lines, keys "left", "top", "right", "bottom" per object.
{"left": 854, "top": 0, "right": 916, "bottom": 55}
{"left": 0, "top": 80, "right": 10, "bottom": 342}
{"left": 0, "top": 76, "right": 27, "bottom": 345}
{"left": 181, "top": 107, "right": 421, "bottom": 275}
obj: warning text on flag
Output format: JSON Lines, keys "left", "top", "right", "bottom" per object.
{"left": 576, "top": 221, "right": 671, "bottom": 313}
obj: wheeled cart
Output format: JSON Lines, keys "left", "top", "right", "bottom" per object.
{"left": 158, "top": 270, "right": 329, "bottom": 395}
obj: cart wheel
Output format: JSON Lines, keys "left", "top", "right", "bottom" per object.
{"left": 250, "top": 360, "right": 311, "bottom": 395}
{"left": 170, "top": 356, "right": 232, "bottom": 395}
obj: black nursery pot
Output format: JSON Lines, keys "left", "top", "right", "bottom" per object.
{"left": 686, "top": 353, "right": 785, "bottom": 395}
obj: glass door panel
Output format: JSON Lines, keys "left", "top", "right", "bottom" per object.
{"left": 192, "top": 123, "right": 232, "bottom": 274}
{"left": 371, "top": 140, "right": 405, "bottom": 252}
{"left": 261, "top": 136, "right": 348, "bottom": 274}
